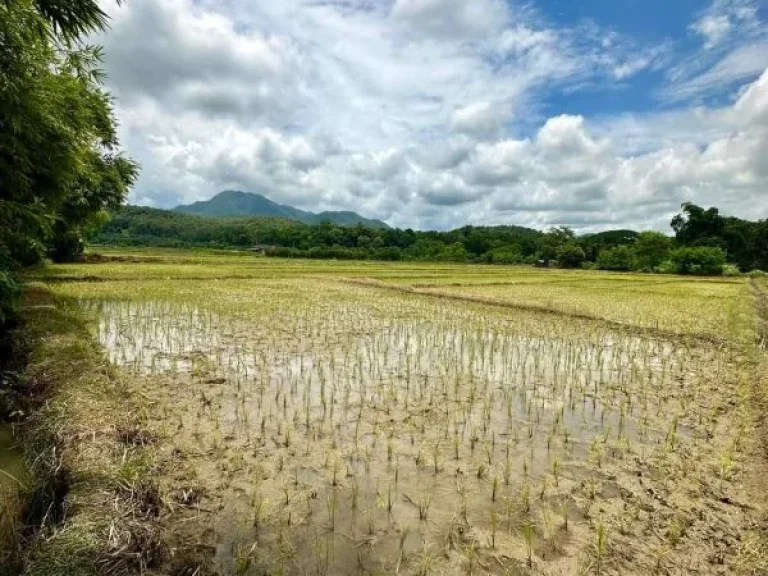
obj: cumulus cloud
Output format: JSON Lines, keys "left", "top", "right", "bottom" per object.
{"left": 98, "top": 0, "right": 768, "bottom": 232}
{"left": 451, "top": 102, "right": 503, "bottom": 139}
{"left": 103, "top": 0, "right": 302, "bottom": 124}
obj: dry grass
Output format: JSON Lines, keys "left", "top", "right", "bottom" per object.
{"left": 10, "top": 288, "right": 167, "bottom": 576}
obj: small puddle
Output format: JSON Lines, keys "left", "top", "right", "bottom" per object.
{"left": 0, "top": 424, "right": 27, "bottom": 491}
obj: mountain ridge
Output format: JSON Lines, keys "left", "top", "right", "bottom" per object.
{"left": 174, "top": 190, "right": 389, "bottom": 229}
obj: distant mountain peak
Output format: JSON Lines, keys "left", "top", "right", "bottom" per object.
{"left": 173, "top": 191, "right": 389, "bottom": 228}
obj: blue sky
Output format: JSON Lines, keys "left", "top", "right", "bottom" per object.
{"left": 538, "top": 0, "right": 767, "bottom": 117}
{"left": 97, "top": 0, "right": 768, "bottom": 231}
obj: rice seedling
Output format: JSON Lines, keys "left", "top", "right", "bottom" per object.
{"left": 418, "top": 493, "right": 431, "bottom": 522}
{"left": 521, "top": 521, "right": 535, "bottom": 568}
{"left": 233, "top": 541, "right": 258, "bottom": 576}
{"left": 595, "top": 522, "right": 608, "bottom": 575}
{"left": 491, "top": 508, "right": 499, "bottom": 549}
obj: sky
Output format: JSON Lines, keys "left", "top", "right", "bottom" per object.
{"left": 97, "top": 0, "right": 768, "bottom": 232}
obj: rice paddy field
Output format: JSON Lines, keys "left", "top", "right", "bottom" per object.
{"left": 23, "top": 248, "right": 768, "bottom": 575}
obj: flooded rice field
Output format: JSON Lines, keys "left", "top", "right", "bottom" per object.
{"left": 73, "top": 280, "right": 747, "bottom": 575}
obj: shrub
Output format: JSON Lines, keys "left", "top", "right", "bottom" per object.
{"left": 669, "top": 246, "right": 726, "bottom": 275}
{"left": 746, "top": 269, "right": 768, "bottom": 278}
{"left": 597, "top": 245, "right": 635, "bottom": 271}
{"left": 490, "top": 246, "right": 523, "bottom": 265}
{"left": 441, "top": 243, "right": 468, "bottom": 263}
{"left": 633, "top": 231, "right": 671, "bottom": 271}
{"left": 657, "top": 260, "right": 677, "bottom": 274}
{"left": 722, "top": 264, "right": 741, "bottom": 277}
{"left": 372, "top": 247, "right": 402, "bottom": 261}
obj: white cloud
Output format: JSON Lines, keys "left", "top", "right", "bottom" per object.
{"left": 691, "top": 14, "right": 733, "bottom": 48}
{"left": 451, "top": 102, "right": 503, "bottom": 139}
{"left": 663, "top": 41, "right": 768, "bottom": 102}
{"left": 98, "top": 0, "right": 768, "bottom": 232}
{"left": 665, "top": 0, "right": 767, "bottom": 102}
{"left": 689, "top": 0, "right": 760, "bottom": 48}
{"left": 391, "top": 0, "right": 509, "bottom": 39}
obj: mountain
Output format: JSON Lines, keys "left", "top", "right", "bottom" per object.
{"left": 174, "top": 190, "right": 389, "bottom": 228}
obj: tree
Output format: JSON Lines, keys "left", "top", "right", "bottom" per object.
{"left": 669, "top": 203, "right": 768, "bottom": 271}
{"left": 579, "top": 229, "right": 638, "bottom": 262}
{"left": 464, "top": 230, "right": 491, "bottom": 255}
{"left": 541, "top": 227, "right": 575, "bottom": 263}
{"left": 0, "top": 0, "right": 138, "bottom": 326}
{"left": 671, "top": 203, "right": 724, "bottom": 246}
{"left": 669, "top": 247, "right": 726, "bottom": 275}
{"left": 442, "top": 242, "right": 468, "bottom": 262}
{"left": 490, "top": 245, "right": 522, "bottom": 265}
{"left": 0, "top": 271, "right": 18, "bottom": 327}
{"left": 557, "top": 243, "right": 585, "bottom": 268}
{"left": 597, "top": 245, "right": 634, "bottom": 271}
{"left": 49, "top": 153, "right": 139, "bottom": 261}
{"left": 633, "top": 231, "right": 671, "bottom": 271}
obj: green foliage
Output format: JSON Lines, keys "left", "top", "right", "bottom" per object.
{"left": 91, "top": 205, "right": 763, "bottom": 277}
{"left": 489, "top": 245, "right": 523, "bottom": 264}
{"left": 556, "top": 243, "right": 585, "bottom": 268}
{"left": 91, "top": 207, "right": 546, "bottom": 263}
{"left": 671, "top": 203, "right": 724, "bottom": 246}
{"left": 657, "top": 260, "right": 677, "bottom": 275}
{"left": 442, "top": 242, "right": 468, "bottom": 262}
{"left": 0, "top": 271, "right": 19, "bottom": 327}
{"left": 669, "top": 246, "right": 726, "bottom": 275}
{"left": 540, "top": 226, "right": 575, "bottom": 262}
{"left": 578, "top": 230, "right": 638, "bottom": 262}
{"left": 671, "top": 202, "right": 768, "bottom": 271}
{"left": 633, "top": 231, "right": 671, "bottom": 271}
{"left": 597, "top": 245, "right": 635, "bottom": 271}
{"left": 28, "top": 0, "right": 113, "bottom": 40}
{"left": 0, "top": 0, "right": 138, "bottom": 324}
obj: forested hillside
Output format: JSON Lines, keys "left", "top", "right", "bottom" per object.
{"left": 175, "top": 190, "right": 389, "bottom": 228}
{"left": 92, "top": 202, "right": 768, "bottom": 273}
{"left": 92, "top": 206, "right": 544, "bottom": 262}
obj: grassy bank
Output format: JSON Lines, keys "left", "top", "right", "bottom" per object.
{"left": 6, "top": 286, "right": 164, "bottom": 575}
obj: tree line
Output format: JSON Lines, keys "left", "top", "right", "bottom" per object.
{"left": 92, "top": 202, "right": 767, "bottom": 275}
